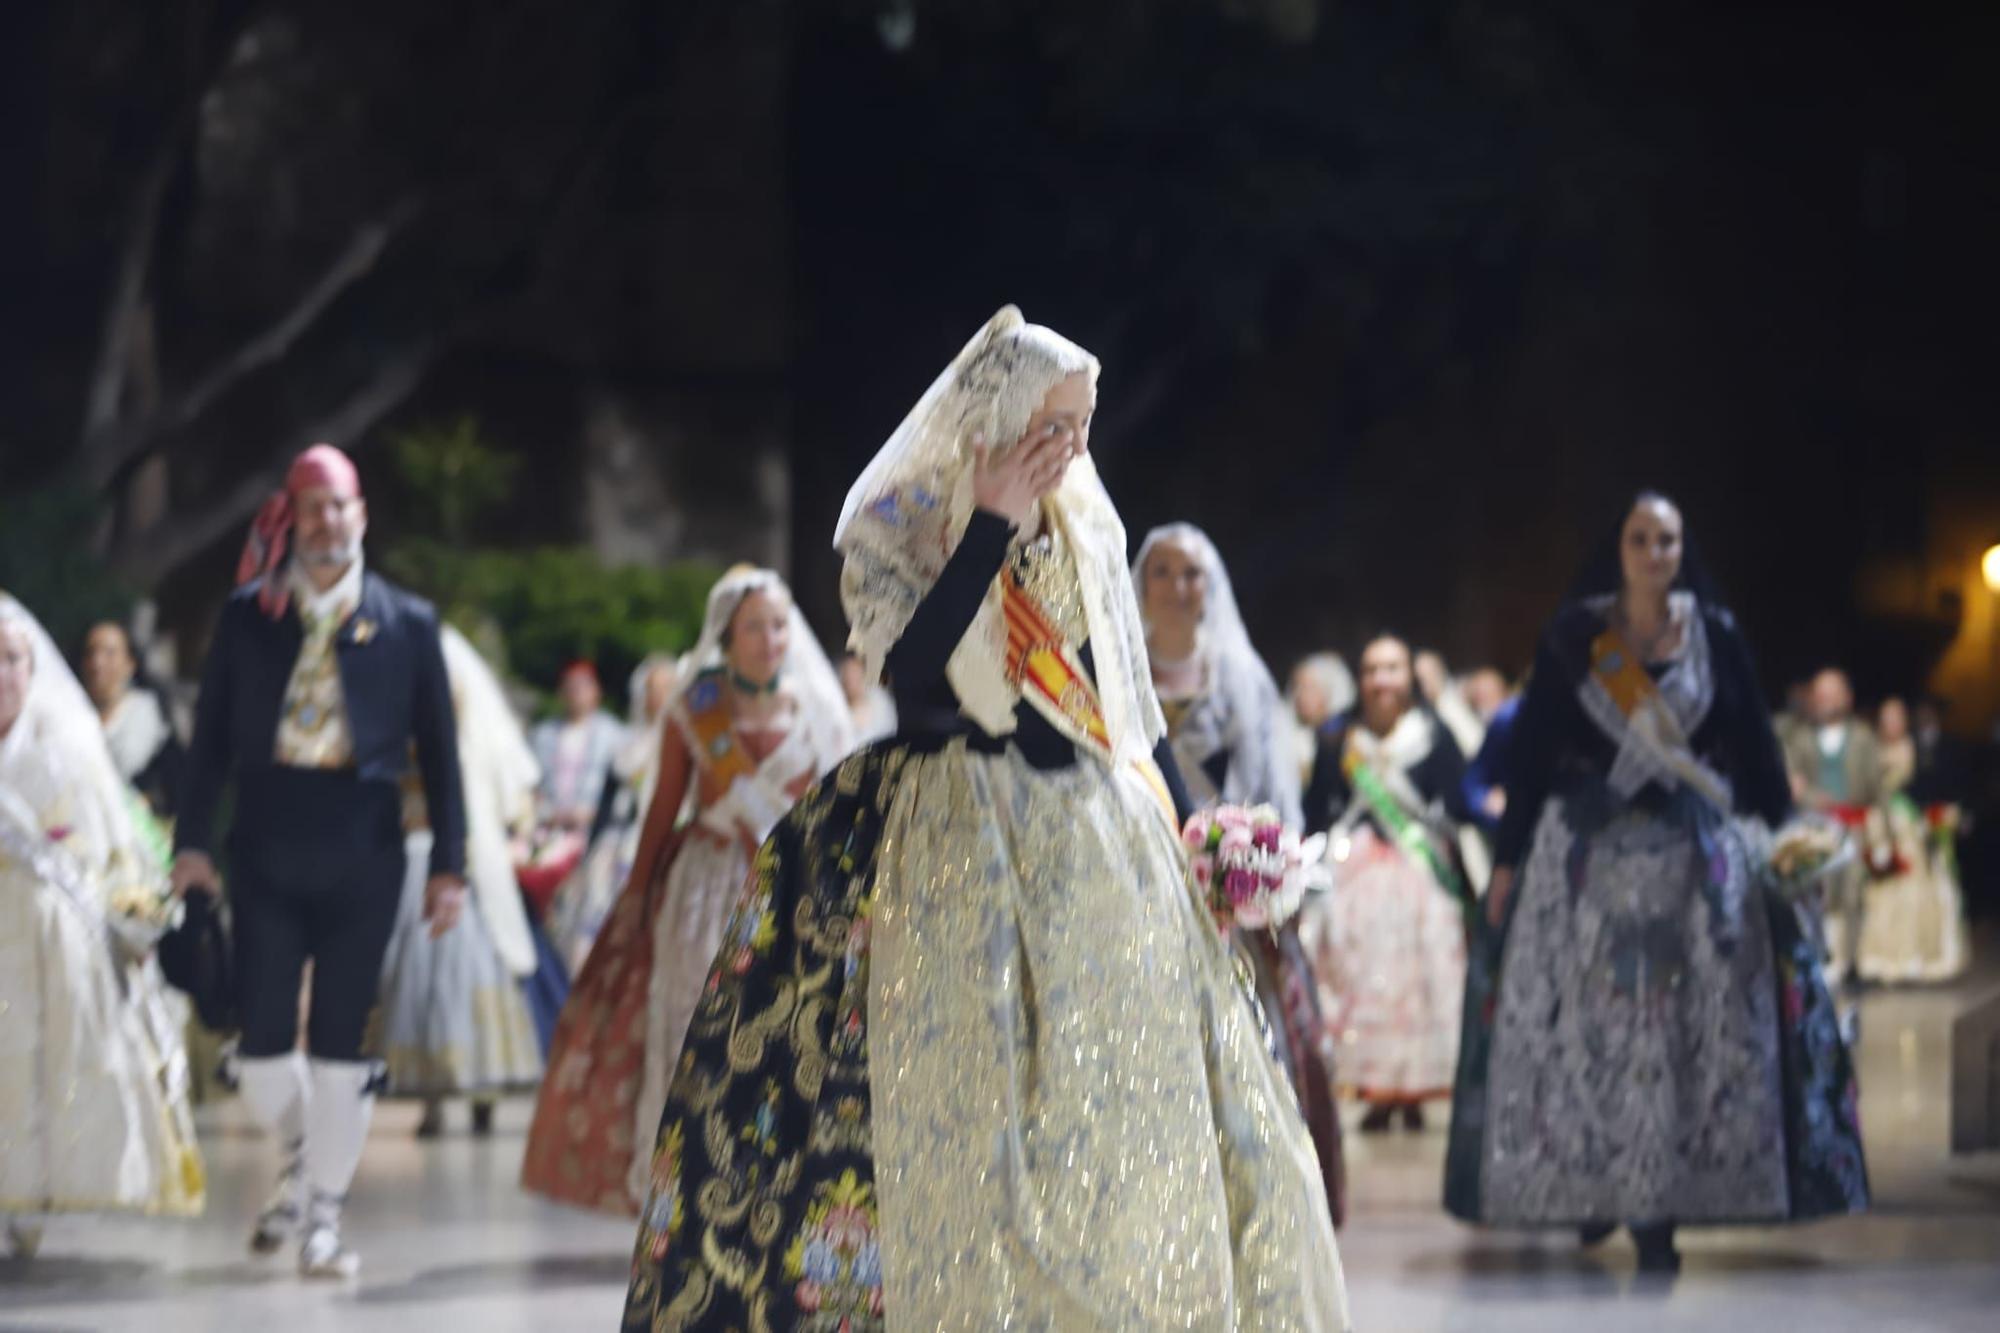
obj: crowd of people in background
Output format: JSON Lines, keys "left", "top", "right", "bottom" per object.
{"left": 6, "top": 500, "right": 1987, "bottom": 1268}
{"left": 1774, "top": 670, "right": 1973, "bottom": 985}
{"left": 1, "top": 313, "right": 1991, "bottom": 1317}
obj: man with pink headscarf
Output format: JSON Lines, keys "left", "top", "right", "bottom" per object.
{"left": 172, "top": 443, "right": 466, "bottom": 1279}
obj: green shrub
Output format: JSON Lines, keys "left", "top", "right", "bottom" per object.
{"left": 418, "top": 544, "right": 715, "bottom": 706}
{"left": 377, "top": 414, "right": 715, "bottom": 709}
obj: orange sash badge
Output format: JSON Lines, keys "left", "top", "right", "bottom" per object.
{"left": 1589, "top": 628, "right": 1659, "bottom": 719}
{"left": 681, "top": 670, "right": 754, "bottom": 803}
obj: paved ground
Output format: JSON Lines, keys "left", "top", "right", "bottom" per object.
{"left": 5, "top": 941, "right": 1998, "bottom": 1331}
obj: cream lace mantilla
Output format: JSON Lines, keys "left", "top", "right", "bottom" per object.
{"left": 834, "top": 306, "right": 1163, "bottom": 765}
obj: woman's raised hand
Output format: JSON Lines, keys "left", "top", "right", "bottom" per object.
{"left": 971, "top": 423, "right": 1076, "bottom": 530}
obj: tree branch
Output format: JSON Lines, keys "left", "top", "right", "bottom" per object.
{"left": 108, "top": 345, "right": 437, "bottom": 584}
{"left": 80, "top": 137, "right": 182, "bottom": 445}
{"left": 164, "top": 200, "right": 423, "bottom": 432}
{"left": 100, "top": 0, "right": 663, "bottom": 585}
{"left": 79, "top": 0, "right": 265, "bottom": 453}
{"left": 81, "top": 200, "right": 423, "bottom": 493}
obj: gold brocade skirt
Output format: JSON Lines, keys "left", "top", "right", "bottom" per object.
{"left": 868, "top": 742, "right": 1347, "bottom": 1330}
{"left": 623, "top": 740, "right": 1348, "bottom": 1331}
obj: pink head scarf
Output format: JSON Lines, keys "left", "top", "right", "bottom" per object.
{"left": 236, "top": 443, "right": 363, "bottom": 620}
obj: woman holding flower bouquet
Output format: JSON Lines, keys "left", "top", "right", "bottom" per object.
{"left": 1443, "top": 491, "right": 1868, "bottom": 1273}
{"left": 0, "top": 595, "right": 204, "bottom": 1255}
{"left": 1135, "top": 521, "right": 1345, "bottom": 1223}
{"left": 620, "top": 308, "right": 1348, "bottom": 1331}
{"left": 1134, "top": 522, "right": 1303, "bottom": 825}
{"left": 1299, "top": 631, "right": 1474, "bottom": 1133}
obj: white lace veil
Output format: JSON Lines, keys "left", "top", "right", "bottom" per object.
{"left": 834, "top": 305, "right": 1162, "bottom": 764}
{"left": 0, "top": 593, "right": 154, "bottom": 888}
{"left": 677, "top": 567, "right": 855, "bottom": 770}
{"left": 1132, "top": 524, "right": 1301, "bottom": 826}
{"left": 438, "top": 623, "right": 541, "bottom": 977}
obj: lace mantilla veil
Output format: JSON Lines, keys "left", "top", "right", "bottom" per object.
{"left": 676, "top": 566, "right": 855, "bottom": 770}
{"left": 1133, "top": 523, "right": 1302, "bottom": 826}
{"left": 0, "top": 593, "right": 154, "bottom": 887}
{"left": 833, "top": 306, "right": 1163, "bottom": 765}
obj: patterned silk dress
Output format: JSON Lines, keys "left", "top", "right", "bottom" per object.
{"left": 1444, "top": 596, "right": 1868, "bottom": 1227}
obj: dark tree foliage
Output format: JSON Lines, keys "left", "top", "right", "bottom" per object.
{"left": 2, "top": 0, "right": 1994, "bottom": 694}
{"left": 2, "top": 0, "right": 717, "bottom": 582}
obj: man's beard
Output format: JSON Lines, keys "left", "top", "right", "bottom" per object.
{"left": 298, "top": 537, "right": 361, "bottom": 570}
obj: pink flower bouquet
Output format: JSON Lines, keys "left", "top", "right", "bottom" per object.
{"left": 1181, "top": 803, "right": 1325, "bottom": 932}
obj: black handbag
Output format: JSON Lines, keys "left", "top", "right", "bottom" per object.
{"left": 157, "top": 890, "right": 238, "bottom": 1033}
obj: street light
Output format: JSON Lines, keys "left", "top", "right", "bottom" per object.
{"left": 1984, "top": 542, "right": 2000, "bottom": 594}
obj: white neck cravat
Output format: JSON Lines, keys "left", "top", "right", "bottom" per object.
{"left": 274, "top": 559, "right": 364, "bottom": 769}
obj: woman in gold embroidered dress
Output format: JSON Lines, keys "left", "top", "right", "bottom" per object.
{"left": 622, "top": 308, "right": 1348, "bottom": 1331}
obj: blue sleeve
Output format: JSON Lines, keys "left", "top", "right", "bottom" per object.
{"left": 1461, "top": 699, "right": 1518, "bottom": 834}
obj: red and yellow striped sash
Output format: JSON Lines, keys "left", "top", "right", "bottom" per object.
{"left": 1000, "top": 570, "right": 1111, "bottom": 756}
{"left": 999, "top": 566, "right": 1179, "bottom": 832}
